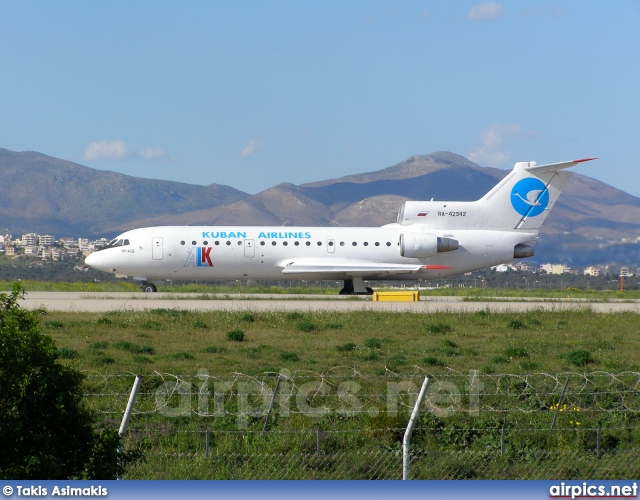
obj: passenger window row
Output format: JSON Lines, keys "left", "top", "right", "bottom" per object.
{"left": 179, "top": 240, "right": 395, "bottom": 247}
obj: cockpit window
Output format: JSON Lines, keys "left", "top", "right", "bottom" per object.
{"left": 100, "top": 238, "right": 130, "bottom": 250}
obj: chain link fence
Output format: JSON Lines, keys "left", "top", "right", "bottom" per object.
{"left": 86, "top": 370, "right": 640, "bottom": 479}
{"left": 120, "top": 425, "right": 640, "bottom": 479}
{"left": 83, "top": 369, "right": 640, "bottom": 417}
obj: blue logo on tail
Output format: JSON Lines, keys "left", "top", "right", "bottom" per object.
{"left": 511, "top": 178, "right": 549, "bottom": 217}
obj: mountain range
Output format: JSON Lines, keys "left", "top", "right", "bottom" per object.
{"left": 2, "top": 148, "right": 639, "bottom": 266}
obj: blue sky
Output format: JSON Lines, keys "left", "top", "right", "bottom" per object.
{"left": 1, "top": 1, "right": 639, "bottom": 196}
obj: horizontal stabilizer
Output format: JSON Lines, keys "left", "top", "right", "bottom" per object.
{"left": 525, "top": 157, "right": 597, "bottom": 173}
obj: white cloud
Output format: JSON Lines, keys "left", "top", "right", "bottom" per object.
{"left": 138, "top": 147, "right": 168, "bottom": 160}
{"left": 240, "top": 139, "right": 260, "bottom": 158}
{"left": 467, "top": 2, "right": 505, "bottom": 21}
{"left": 84, "top": 140, "right": 130, "bottom": 162}
{"left": 468, "top": 123, "right": 523, "bottom": 167}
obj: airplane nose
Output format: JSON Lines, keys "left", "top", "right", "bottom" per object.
{"left": 85, "top": 251, "right": 105, "bottom": 270}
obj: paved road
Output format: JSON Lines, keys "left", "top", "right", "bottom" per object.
{"left": 14, "top": 292, "right": 640, "bottom": 313}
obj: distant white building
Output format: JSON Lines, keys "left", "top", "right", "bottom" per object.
{"left": 59, "top": 237, "right": 76, "bottom": 248}
{"left": 21, "top": 233, "right": 37, "bottom": 247}
{"left": 540, "top": 263, "right": 568, "bottom": 275}
{"left": 583, "top": 266, "right": 601, "bottom": 276}
{"left": 93, "top": 238, "right": 110, "bottom": 250}
{"left": 50, "top": 248, "right": 64, "bottom": 261}
{"left": 38, "top": 235, "right": 54, "bottom": 247}
{"left": 620, "top": 267, "right": 633, "bottom": 277}
{"left": 78, "top": 238, "right": 91, "bottom": 251}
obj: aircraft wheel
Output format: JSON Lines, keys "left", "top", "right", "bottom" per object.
{"left": 142, "top": 283, "right": 157, "bottom": 293}
{"left": 365, "top": 287, "right": 374, "bottom": 295}
{"left": 338, "top": 287, "right": 353, "bottom": 295}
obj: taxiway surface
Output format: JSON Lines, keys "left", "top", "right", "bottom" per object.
{"left": 14, "top": 292, "right": 640, "bottom": 313}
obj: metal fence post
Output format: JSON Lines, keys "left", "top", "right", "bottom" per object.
{"left": 596, "top": 426, "right": 601, "bottom": 457}
{"left": 551, "top": 377, "right": 570, "bottom": 431}
{"left": 118, "top": 374, "right": 143, "bottom": 480}
{"left": 500, "top": 427, "right": 505, "bottom": 456}
{"left": 263, "top": 375, "right": 282, "bottom": 433}
{"left": 403, "top": 376, "right": 431, "bottom": 480}
{"left": 206, "top": 430, "right": 210, "bottom": 458}
{"left": 316, "top": 427, "right": 322, "bottom": 457}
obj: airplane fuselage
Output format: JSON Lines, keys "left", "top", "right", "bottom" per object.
{"left": 86, "top": 224, "right": 536, "bottom": 282}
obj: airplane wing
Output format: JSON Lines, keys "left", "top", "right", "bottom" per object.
{"left": 279, "top": 260, "right": 448, "bottom": 277}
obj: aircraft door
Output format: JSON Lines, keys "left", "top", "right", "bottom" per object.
{"left": 327, "top": 238, "right": 335, "bottom": 253}
{"left": 152, "top": 237, "right": 163, "bottom": 260}
{"left": 244, "top": 239, "right": 255, "bottom": 258}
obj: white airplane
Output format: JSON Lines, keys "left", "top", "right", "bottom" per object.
{"left": 85, "top": 158, "right": 594, "bottom": 294}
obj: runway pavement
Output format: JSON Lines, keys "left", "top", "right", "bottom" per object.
{"left": 14, "top": 291, "right": 640, "bottom": 313}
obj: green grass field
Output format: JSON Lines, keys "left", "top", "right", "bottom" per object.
{"left": 46, "top": 308, "right": 640, "bottom": 375}
{"left": 37, "top": 306, "right": 640, "bottom": 478}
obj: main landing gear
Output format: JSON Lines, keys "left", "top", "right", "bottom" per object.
{"left": 338, "top": 277, "right": 374, "bottom": 296}
{"left": 141, "top": 282, "right": 157, "bottom": 293}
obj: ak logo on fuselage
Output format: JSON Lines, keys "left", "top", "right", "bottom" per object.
{"left": 511, "top": 178, "right": 549, "bottom": 217}
{"left": 184, "top": 247, "right": 213, "bottom": 267}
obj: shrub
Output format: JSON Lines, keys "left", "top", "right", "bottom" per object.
{"left": 492, "top": 355, "right": 509, "bottom": 364}
{"left": 226, "top": 330, "right": 245, "bottom": 342}
{"left": 132, "top": 355, "right": 153, "bottom": 364}
{"left": 202, "top": 345, "right": 222, "bottom": 353}
{"left": 423, "top": 356, "right": 445, "bottom": 367}
{"left": 280, "top": 351, "right": 300, "bottom": 362}
{"left": 240, "top": 313, "right": 255, "bottom": 323}
{"left": 427, "top": 322, "right": 452, "bottom": 334}
{"left": 113, "top": 341, "right": 155, "bottom": 355}
{"left": 387, "top": 354, "right": 407, "bottom": 370}
{"left": 56, "top": 347, "right": 79, "bottom": 359}
{"left": 0, "top": 284, "right": 135, "bottom": 478}
{"left": 336, "top": 342, "right": 357, "bottom": 352}
{"left": 565, "top": 349, "right": 594, "bottom": 367}
{"left": 88, "top": 341, "right": 108, "bottom": 350}
{"left": 505, "top": 346, "right": 529, "bottom": 358}
{"left": 520, "top": 360, "right": 539, "bottom": 370}
{"left": 508, "top": 319, "right": 527, "bottom": 330}
{"left": 192, "top": 320, "right": 208, "bottom": 329}
{"left": 142, "top": 321, "right": 162, "bottom": 330}
{"left": 168, "top": 351, "right": 195, "bottom": 360}
{"left": 365, "top": 338, "right": 382, "bottom": 349}
{"left": 92, "top": 353, "right": 116, "bottom": 366}
{"left": 296, "top": 321, "right": 316, "bottom": 332}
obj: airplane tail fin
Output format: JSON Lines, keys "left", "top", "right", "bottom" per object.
{"left": 476, "top": 158, "right": 595, "bottom": 230}
{"left": 397, "top": 158, "right": 595, "bottom": 231}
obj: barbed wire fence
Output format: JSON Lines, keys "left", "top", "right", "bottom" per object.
{"left": 83, "top": 368, "right": 640, "bottom": 416}
{"left": 82, "top": 369, "right": 640, "bottom": 479}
